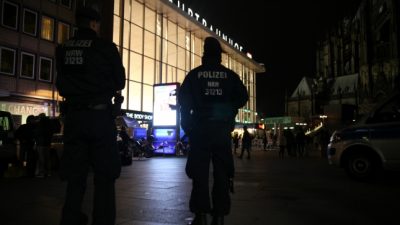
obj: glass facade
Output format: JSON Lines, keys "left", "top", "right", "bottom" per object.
{"left": 113, "top": 0, "right": 258, "bottom": 123}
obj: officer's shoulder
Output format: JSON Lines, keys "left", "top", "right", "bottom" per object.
{"left": 95, "top": 38, "right": 117, "bottom": 48}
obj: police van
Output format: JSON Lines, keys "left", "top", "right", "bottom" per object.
{"left": 327, "top": 90, "right": 400, "bottom": 180}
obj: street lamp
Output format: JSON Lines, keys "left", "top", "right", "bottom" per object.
{"left": 319, "top": 115, "right": 327, "bottom": 125}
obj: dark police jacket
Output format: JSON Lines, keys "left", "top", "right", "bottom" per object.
{"left": 55, "top": 28, "right": 125, "bottom": 104}
{"left": 178, "top": 56, "right": 249, "bottom": 133}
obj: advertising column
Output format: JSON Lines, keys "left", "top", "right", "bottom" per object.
{"left": 152, "top": 83, "right": 179, "bottom": 155}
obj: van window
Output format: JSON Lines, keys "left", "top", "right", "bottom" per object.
{"left": 370, "top": 94, "right": 400, "bottom": 123}
{"left": 0, "top": 115, "right": 11, "bottom": 131}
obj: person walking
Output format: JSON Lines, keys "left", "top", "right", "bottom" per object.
{"left": 178, "top": 36, "right": 248, "bottom": 225}
{"left": 278, "top": 127, "right": 286, "bottom": 159}
{"left": 15, "top": 115, "right": 37, "bottom": 177}
{"left": 55, "top": 5, "right": 125, "bottom": 225}
{"left": 295, "top": 126, "right": 306, "bottom": 157}
{"left": 232, "top": 132, "right": 239, "bottom": 154}
{"left": 238, "top": 126, "right": 252, "bottom": 159}
{"left": 34, "top": 113, "right": 55, "bottom": 178}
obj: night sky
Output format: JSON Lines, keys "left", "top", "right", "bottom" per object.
{"left": 183, "top": 0, "right": 361, "bottom": 117}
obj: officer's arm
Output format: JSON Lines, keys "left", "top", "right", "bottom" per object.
{"left": 232, "top": 73, "right": 249, "bottom": 109}
{"left": 178, "top": 76, "right": 195, "bottom": 133}
{"left": 110, "top": 43, "right": 126, "bottom": 91}
{"left": 55, "top": 45, "right": 65, "bottom": 96}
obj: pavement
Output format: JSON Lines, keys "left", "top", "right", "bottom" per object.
{"left": 0, "top": 147, "right": 325, "bottom": 225}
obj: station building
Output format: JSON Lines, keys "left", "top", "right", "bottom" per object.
{"left": 0, "top": 0, "right": 265, "bottom": 126}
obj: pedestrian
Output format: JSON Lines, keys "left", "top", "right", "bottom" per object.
{"left": 34, "top": 113, "right": 55, "bottom": 178}
{"left": 55, "top": 5, "right": 125, "bottom": 225}
{"left": 295, "top": 126, "right": 306, "bottom": 157}
{"left": 278, "top": 126, "right": 286, "bottom": 159}
{"left": 15, "top": 115, "right": 37, "bottom": 177}
{"left": 178, "top": 36, "right": 248, "bottom": 225}
{"left": 238, "top": 126, "right": 252, "bottom": 159}
{"left": 232, "top": 132, "right": 239, "bottom": 154}
{"left": 285, "top": 129, "right": 296, "bottom": 157}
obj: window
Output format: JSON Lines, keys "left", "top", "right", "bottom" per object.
{"left": 41, "top": 16, "right": 55, "bottom": 41}
{"left": 39, "top": 57, "right": 52, "bottom": 82}
{"left": 60, "top": 0, "right": 72, "bottom": 8}
{"left": 0, "top": 46, "right": 16, "bottom": 75}
{"left": 370, "top": 94, "right": 400, "bottom": 123}
{"left": 23, "top": 9, "right": 38, "bottom": 36}
{"left": 1, "top": 1, "right": 18, "bottom": 30}
{"left": 57, "top": 22, "right": 70, "bottom": 44}
{"left": 20, "top": 52, "right": 35, "bottom": 79}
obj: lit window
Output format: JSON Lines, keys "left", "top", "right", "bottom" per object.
{"left": 0, "top": 46, "right": 16, "bottom": 75}
{"left": 1, "top": 1, "right": 18, "bottom": 30}
{"left": 23, "top": 9, "right": 38, "bottom": 36}
{"left": 142, "top": 84, "right": 153, "bottom": 112}
{"left": 57, "top": 22, "right": 70, "bottom": 44}
{"left": 60, "top": 0, "right": 72, "bottom": 9}
{"left": 143, "top": 56, "right": 154, "bottom": 85}
{"left": 20, "top": 52, "right": 35, "bottom": 79}
{"left": 128, "top": 81, "right": 141, "bottom": 111}
{"left": 41, "top": 16, "right": 55, "bottom": 41}
{"left": 39, "top": 57, "right": 52, "bottom": 82}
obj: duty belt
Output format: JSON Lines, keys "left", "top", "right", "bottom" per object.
{"left": 69, "top": 103, "right": 109, "bottom": 111}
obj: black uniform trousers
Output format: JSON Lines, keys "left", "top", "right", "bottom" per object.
{"left": 186, "top": 121, "right": 234, "bottom": 216}
{"left": 59, "top": 106, "right": 121, "bottom": 225}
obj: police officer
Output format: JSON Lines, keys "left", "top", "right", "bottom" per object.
{"left": 55, "top": 5, "right": 125, "bottom": 225}
{"left": 178, "top": 37, "right": 248, "bottom": 225}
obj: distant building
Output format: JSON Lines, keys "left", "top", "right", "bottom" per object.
{"left": 287, "top": 0, "right": 399, "bottom": 128}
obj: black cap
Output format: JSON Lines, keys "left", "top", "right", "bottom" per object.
{"left": 76, "top": 6, "right": 101, "bottom": 21}
{"left": 203, "top": 37, "right": 223, "bottom": 56}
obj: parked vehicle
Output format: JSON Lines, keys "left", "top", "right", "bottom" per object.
{"left": 327, "top": 91, "right": 400, "bottom": 180}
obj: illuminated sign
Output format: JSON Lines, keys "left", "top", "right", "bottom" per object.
{"left": 152, "top": 128, "right": 177, "bottom": 154}
{"left": 0, "top": 102, "right": 48, "bottom": 116}
{"left": 168, "top": 0, "right": 244, "bottom": 52}
{"left": 153, "top": 83, "right": 179, "bottom": 126}
{"left": 124, "top": 110, "right": 153, "bottom": 121}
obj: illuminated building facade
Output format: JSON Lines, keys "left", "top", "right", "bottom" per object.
{"left": 0, "top": 0, "right": 265, "bottom": 126}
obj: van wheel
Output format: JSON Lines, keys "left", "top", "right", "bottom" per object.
{"left": 344, "top": 153, "right": 376, "bottom": 180}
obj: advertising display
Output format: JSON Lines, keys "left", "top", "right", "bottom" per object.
{"left": 153, "top": 83, "right": 178, "bottom": 126}
{"left": 152, "top": 128, "right": 177, "bottom": 154}
{"left": 133, "top": 127, "right": 147, "bottom": 140}
{"left": 152, "top": 83, "right": 180, "bottom": 155}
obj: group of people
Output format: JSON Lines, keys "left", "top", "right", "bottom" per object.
{"left": 15, "top": 113, "right": 60, "bottom": 178}
{"left": 277, "top": 126, "right": 307, "bottom": 159}
{"left": 53, "top": 5, "right": 247, "bottom": 225}
{"left": 232, "top": 126, "right": 254, "bottom": 159}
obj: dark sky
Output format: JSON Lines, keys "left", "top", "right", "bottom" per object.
{"left": 184, "top": 0, "right": 361, "bottom": 117}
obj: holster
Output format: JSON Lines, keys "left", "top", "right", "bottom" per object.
{"left": 59, "top": 100, "right": 68, "bottom": 116}
{"left": 112, "top": 93, "right": 124, "bottom": 118}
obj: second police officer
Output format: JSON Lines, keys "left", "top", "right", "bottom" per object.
{"left": 178, "top": 37, "right": 249, "bottom": 225}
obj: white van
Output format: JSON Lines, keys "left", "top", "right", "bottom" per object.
{"left": 327, "top": 90, "right": 400, "bottom": 180}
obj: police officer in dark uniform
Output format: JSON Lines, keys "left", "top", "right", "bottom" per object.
{"left": 55, "top": 5, "right": 125, "bottom": 225}
{"left": 178, "top": 37, "right": 248, "bottom": 225}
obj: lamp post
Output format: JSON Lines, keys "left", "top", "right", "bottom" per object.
{"left": 319, "top": 115, "right": 327, "bottom": 125}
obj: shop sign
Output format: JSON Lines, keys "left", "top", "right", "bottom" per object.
{"left": 124, "top": 111, "right": 153, "bottom": 121}
{"left": 0, "top": 102, "right": 48, "bottom": 116}
{"left": 264, "top": 116, "right": 292, "bottom": 124}
{"left": 169, "top": 0, "right": 244, "bottom": 52}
